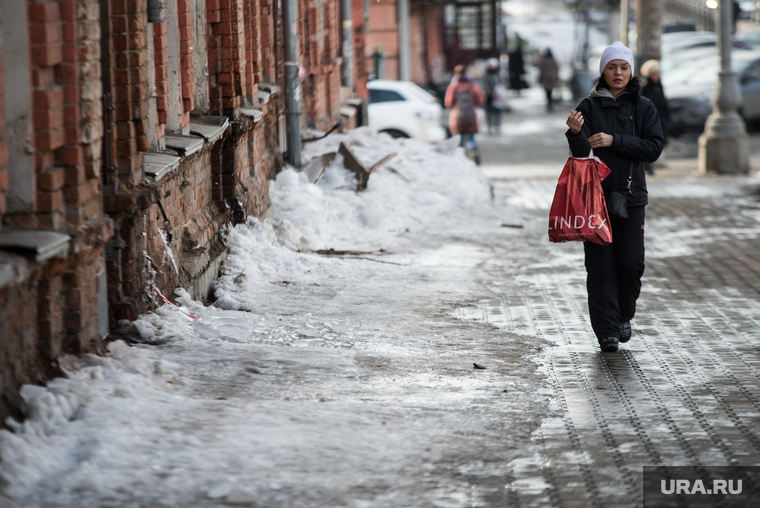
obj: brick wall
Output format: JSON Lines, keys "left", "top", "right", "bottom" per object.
{"left": 0, "top": 262, "right": 42, "bottom": 421}
{"left": 298, "top": 0, "right": 345, "bottom": 130}
{"left": 110, "top": 0, "right": 149, "bottom": 186}
{"left": 0, "top": 0, "right": 112, "bottom": 425}
{"left": 0, "top": 0, "right": 363, "bottom": 425}
{"left": 0, "top": 27, "right": 7, "bottom": 220}
{"left": 366, "top": 1, "right": 447, "bottom": 84}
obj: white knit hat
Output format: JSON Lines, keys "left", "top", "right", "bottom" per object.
{"left": 599, "top": 41, "right": 634, "bottom": 75}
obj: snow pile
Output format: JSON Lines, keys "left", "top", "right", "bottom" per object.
{"left": 0, "top": 130, "right": 493, "bottom": 504}
{"left": 214, "top": 127, "right": 492, "bottom": 309}
{"left": 0, "top": 341, "right": 181, "bottom": 500}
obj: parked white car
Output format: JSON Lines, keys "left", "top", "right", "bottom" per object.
{"left": 367, "top": 80, "right": 447, "bottom": 142}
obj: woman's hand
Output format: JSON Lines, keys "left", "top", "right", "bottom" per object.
{"left": 566, "top": 110, "right": 584, "bottom": 134}
{"left": 588, "top": 132, "right": 614, "bottom": 148}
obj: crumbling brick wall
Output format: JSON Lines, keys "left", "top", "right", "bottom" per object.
{"left": 0, "top": 0, "right": 111, "bottom": 425}
{"left": 0, "top": 25, "right": 7, "bottom": 218}
{"left": 0, "top": 0, "right": 362, "bottom": 424}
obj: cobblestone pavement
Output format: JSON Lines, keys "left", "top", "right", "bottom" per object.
{"left": 464, "top": 89, "right": 760, "bottom": 506}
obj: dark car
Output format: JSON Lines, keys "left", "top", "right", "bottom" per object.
{"left": 662, "top": 49, "right": 760, "bottom": 134}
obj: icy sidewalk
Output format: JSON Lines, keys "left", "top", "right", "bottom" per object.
{"left": 0, "top": 129, "right": 551, "bottom": 508}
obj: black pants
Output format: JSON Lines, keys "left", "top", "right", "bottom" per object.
{"left": 583, "top": 205, "right": 646, "bottom": 341}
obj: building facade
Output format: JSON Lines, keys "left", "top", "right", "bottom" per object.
{"left": 0, "top": 0, "right": 366, "bottom": 422}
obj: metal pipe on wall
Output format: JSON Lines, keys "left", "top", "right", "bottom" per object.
{"left": 398, "top": 0, "right": 410, "bottom": 81}
{"left": 283, "top": 0, "right": 302, "bottom": 167}
{"left": 341, "top": 0, "right": 353, "bottom": 88}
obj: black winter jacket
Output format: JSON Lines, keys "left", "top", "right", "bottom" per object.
{"left": 565, "top": 87, "right": 664, "bottom": 207}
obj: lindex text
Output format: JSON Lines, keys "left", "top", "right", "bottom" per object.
{"left": 549, "top": 215, "right": 609, "bottom": 230}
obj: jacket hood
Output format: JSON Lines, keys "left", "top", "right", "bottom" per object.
{"left": 589, "top": 85, "right": 635, "bottom": 102}
{"left": 589, "top": 85, "right": 615, "bottom": 99}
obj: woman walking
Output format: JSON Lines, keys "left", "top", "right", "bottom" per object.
{"left": 565, "top": 41, "right": 664, "bottom": 352}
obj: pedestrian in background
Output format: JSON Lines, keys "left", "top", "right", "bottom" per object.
{"left": 641, "top": 59, "right": 672, "bottom": 175}
{"left": 538, "top": 49, "right": 559, "bottom": 111}
{"left": 565, "top": 41, "right": 664, "bottom": 352}
{"left": 508, "top": 35, "right": 528, "bottom": 95}
{"left": 482, "top": 58, "right": 504, "bottom": 133}
{"left": 446, "top": 66, "right": 485, "bottom": 164}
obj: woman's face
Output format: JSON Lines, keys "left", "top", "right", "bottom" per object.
{"left": 603, "top": 59, "right": 631, "bottom": 95}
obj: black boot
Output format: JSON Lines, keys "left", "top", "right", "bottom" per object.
{"left": 599, "top": 337, "right": 619, "bottom": 352}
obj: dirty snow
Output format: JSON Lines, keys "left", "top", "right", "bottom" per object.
{"left": 0, "top": 129, "right": 519, "bottom": 508}
{"left": 3, "top": 125, "right": 760, "bottom": 507}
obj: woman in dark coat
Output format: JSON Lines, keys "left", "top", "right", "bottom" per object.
{"left": 641, "top": 59, "right": 672, "bottom": 175}
{"left": 565, "top": 41, "right": 664, "bottom": 352}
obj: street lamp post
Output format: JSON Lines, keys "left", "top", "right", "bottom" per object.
{"left": 698, "top": 0, "right": 749, "bottom": 174}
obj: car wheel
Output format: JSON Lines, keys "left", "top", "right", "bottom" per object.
{"left": 380, "top": 129, "right": 410, "bottom": 139}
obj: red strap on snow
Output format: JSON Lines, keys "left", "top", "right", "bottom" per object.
{"left": 152, "top": 285, "right": 209, "bottom": 323}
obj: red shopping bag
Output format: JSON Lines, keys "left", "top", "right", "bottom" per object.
{"left": 548, "top": 155, "right": 612, "bottom": 245}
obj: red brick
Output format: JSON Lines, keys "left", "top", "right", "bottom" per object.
{"left": 34, "top": 87, "right": 64, "bottom": 110}
{"left": 113, "top": 69, "right": 130, "bottom": 86}
{"left": 31, "top": 44, "right": 63, "bottom": 67}
{"left": 113, "top": 104, "right": 132, "bottom": 122}
{"left": 113, "top": 34, "right": 129, "bottom": 52}
{"left": 62, "top": 43, "right": 77, "bottom": 63}
{"left": 130, "top": 32, "right": 148, "bottom": 51}
{"left": 36, "top": 129, "right": 65, "bottom": 151}
{"left": 130, "top": 84, "right": 148, "bottom": 102}
{"left": 112, "top": 0, "right": 127, "bottom": 15}
{"left": 36, "top": 191, "right": 64, "bottom": 212}
{"left": 207, "top": 11, "right": 221, "bottom": 23}
{"left": 63, "top": 181, "right": 92, "bottom": 205}
{"left": 37, "top": 211, "right": 62, "bottom": 230}
{"left": 60, "top": 2, "right": 76, "bottom": 21}
{"left": 127, "top": 14, "right": 147, "bottom": 33}
{"left": 63, "top": 85, "right": 78, "bottom": 104}
{"left": 30, "top": 24, "right": 62, "bottom": 45}
{"left": 131, "top": 66, "right": 148, "bottom": 84}
{"left": 116, "top": 53, "right": 129, "bottom": 69}
{"left": 63, "top": 164, "right": 86, "bottom": 186}
{"left": 178, "top": 11, "right": 191, "bottom": 28}
{"left": 34, "top": 108, "right": 65, "bottom": 131}
{"left": 62, "top": 22, "right": 76, "bottom": 43}
{"left": 64, "top": 311, "right": 83, "bottom": 331}
{"left": 65, "top": 289, "right": 84, "bottom": 310}
{"left": 56, "top": 63, "right": 79, "bottom": 84}
{"left": 55, "top": 146, "right": 83, "bottom": 167}
{"left": 28, "top": 2, "right": 61, "bottom": 24}
{"left": 37, "top": 168, "right": 65, "bottom": 192}
{"left": 128, "top": 51, "right": 148, "bottom": 67}
{"left": 112, "top": 16, "right": 128, "bottom": 33}
{"left": 103, "top": 193, "right": 136, "bottom": 212}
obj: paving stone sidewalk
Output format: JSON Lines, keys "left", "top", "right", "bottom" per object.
{"left": 474, "top": 97, "right": 760, "bottom": 505}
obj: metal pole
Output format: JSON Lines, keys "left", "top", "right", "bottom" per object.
{"left": 283, "top": 0, "right": 302, "bottom": 167}
{"left": 698, "top": 0, "right": 748, "bottom": 174}
{"left": 398, "top": 0, "right": 410, "bottom": 80}
{"left": 619, "top": 0, "right": 629, "bottom": 45}
{"left": 341, "top": 0, "right": 353, "bottom": 88}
